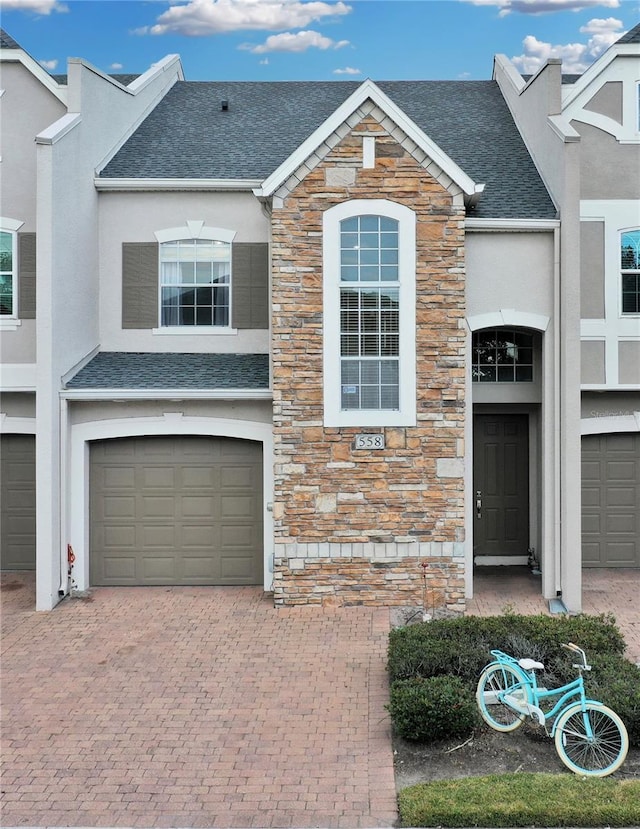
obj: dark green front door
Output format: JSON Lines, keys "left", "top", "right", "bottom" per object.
{"left": 473, "top": 414, "right": 529, "bottom": 558}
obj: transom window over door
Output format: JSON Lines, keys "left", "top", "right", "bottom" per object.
{"left": 160, "top": 238, "right": 230, "bottom": 326}
{"left": 340, "top": 216, "right": 400, "bottom": 410}
{"left": 621, "top": 229, "right": 640, "bottom": 315}
{"left": 323, "top": 199, "right": 416, "bottom": 428}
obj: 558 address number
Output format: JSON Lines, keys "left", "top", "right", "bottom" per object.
{"left": 353, "top": 433, "right": 385, "bottom": 450}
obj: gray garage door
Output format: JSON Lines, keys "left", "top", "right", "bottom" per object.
{"left": 0, "top": 434, "right": 36, "bottom": 570}
{"left": 582, "top": 433, "right": 640, "bottom": 567}
{"left": 90, "top": 435, "right": 263, "bottom": 586}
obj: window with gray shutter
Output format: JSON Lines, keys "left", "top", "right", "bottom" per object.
{"left": 122, "top": 242, "right": 159, "bottom": 329}
{"left": 18, "top": 233, "right": 36, "bottom": 319}
{"left": 232, "top": 243, "right": 269, "bottom": 330}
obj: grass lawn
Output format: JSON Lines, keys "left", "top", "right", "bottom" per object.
{"left": 398, "top": 772, "right": 640, "bottom": 827}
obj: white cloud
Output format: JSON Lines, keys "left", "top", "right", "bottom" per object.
{"left": 110, "top": 62, "right": 124, "bottom": 70}
{"left": 38, "top": 58, "right": 58, "bottom": 70}
{"left": 137, "top": 0, "right": 351, "bottom": 37}
{"left": 464, "top": 0, "right": 619, "bottom": 17}
{"left": 510, "top": 16, "right": 624, "bottom": 73}
{"left": 333, "top": 65, "right": 361, "bottom": 74}
{"left": 0, "top": 0, "right": 67, "bottom": 12}
{"left": 240, "top": 29, "right": 349, "bottom": 53}
{"left": 259, "top": 57, "right": 269, "bottom": 64}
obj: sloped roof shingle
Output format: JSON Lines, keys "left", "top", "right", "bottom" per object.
{"left": 65, "top": 352, "right": 270, "bottom": 390}
{"left": 100, "top": 79, "right": 557, "bottom": 220}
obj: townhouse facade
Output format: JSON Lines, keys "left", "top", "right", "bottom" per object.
{"left": 1, "top": 25, "right": 638, "bottom": 613}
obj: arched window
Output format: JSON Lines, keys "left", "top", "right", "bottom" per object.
{"left": 472, "top": 329, "right": 534, "bottom": 382}
{"left": 621, "top": 229, "right": 640, "bottom": 315}
{"left": 323, "top": 200, "right": 416, "bottom": 427}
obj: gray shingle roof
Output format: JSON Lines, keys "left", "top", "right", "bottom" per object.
{"left": 50, "top": 73, "right": 140, "bottom": 86}
{"left": 0, "top": 28, "right": 20, "bottom": 49}
{"left": 617, "top": 23, "right": 640, "bottom": 43}
{"left": 100, "top": 80, "right": 556, "bottom": 220}
{"left": 65, "top": 352, "right": 270, "bottom": 390}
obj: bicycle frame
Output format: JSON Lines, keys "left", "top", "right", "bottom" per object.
{"left": 488, "top": 651, "right": 600, "bottom": 738}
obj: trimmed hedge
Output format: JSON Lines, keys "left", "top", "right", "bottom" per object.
{"left": 387, "top": 613, "right": 639, "bottom": 747}
{"left": 388, "top": 676, "right": 479, "bottom": 742}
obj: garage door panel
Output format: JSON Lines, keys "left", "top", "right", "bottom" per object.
{"left": 582, "top": 433, "right": 639, "bottom": 568}
{"left": 90, "top": 435, "right": 263, "bottom": 586}
{"left": 103, "top": 496, "right": 137, "bottom": 519}
{"left": 1, "top": 435, "right": 36, "bottom": 570}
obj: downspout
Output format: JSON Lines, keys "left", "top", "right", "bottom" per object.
{"left": 553, "top": 224, "right": 562, "bottom": 598}
{"left": 58, "top": 395, "right": 70, "bottom": 598}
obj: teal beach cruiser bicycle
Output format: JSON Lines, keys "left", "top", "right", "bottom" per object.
{"left": 476, "top": 642, "right": 629, "bottom": 776}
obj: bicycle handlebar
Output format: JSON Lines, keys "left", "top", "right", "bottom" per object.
{"left": 561, "top": 642, "right": 591, "bottom": 671}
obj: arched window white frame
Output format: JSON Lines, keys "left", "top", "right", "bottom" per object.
{"left": 154, "top": 223, "right": 236, "bottom": 328}
{"left": 323, "top": 200, "right": 416, "bottom": 427}
{"left": 0, "top": 217, "right": 23, "bottom": 319}
{"left": 621, "top": 228, "right": 640, "bottom": 316}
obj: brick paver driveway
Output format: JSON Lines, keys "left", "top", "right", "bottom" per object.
{"left": 0, "top": 574, "right": 398, "bottom": 828}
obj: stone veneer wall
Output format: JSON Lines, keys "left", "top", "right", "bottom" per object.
{"left": 270, "top": 104, "right": 467, "bottom": 608}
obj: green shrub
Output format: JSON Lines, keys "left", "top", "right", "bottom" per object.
{"left": 387, "top": 675, "right": 478, "bottom": 742}
{"left": 388, "top": 613, "right": 626, "bottom": 684}
{"left": 387, "top": 612, "right": 639, "bottom": 748}
{"left": 587, "top": 653, "right": 640, "bottom": 747}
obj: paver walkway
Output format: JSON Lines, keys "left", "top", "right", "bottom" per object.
{"left": 2, "top": 567, "right": 638, "bottom": 829}
{"left": 0, "top": 573, "right": 397, "bottom": 828}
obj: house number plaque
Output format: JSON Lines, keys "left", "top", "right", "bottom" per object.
{"left": 353, "top": 433, "right": 385, "bottom": 450}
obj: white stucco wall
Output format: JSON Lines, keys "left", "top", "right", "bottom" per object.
{"left": 35, "top": 56, "right": 183, "bottom": 610}
{"left": 98, "top": 191, "right": 270, "bottom": 352}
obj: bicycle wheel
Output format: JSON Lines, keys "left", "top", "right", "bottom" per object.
{"left": 554, "top": 702, "right": 629, "bottom": 777}
{"left": 476, "top": 663, "right": 531, "bottom": 732}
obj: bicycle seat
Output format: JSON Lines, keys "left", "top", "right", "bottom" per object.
{"left": 518, "top": 658, "right": 544, "bottom": 671}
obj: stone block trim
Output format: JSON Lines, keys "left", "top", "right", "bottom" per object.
{"left": 270, "top": 104, "right": 467, "bottom": 606}
{"left": 272, "top": 556, "right": 466, "bottom": 609}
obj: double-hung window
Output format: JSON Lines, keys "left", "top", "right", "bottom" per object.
{"left": 621, "top": 229, "right": 640, "bottom": 315}
{"left": 160, "top": 238, "right": 231, "bottom": 327}
{"left": 154, "top": 225, "right": 236, "bottom": 329}
{"left": 0, "top": 229, "right": 16, "bottom": 317}
{"left": 323, "top": 200, "right": 416, "bottom": 427}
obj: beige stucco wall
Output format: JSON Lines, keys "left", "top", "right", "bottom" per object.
{"left": 580, "top": 221, "right": 605, "bottom": 319}
{"left": 575, "top": 122, "right": 640, "bottom": 200}
{"left": 466, "top": 231, "right": 554, "bottom": 319}
{"left": 0, "top": 391, "right": 36, "bottom": 419}
{"left": 0, "top": 62, "right": 65, "bottom": 366}
{"left": 581, "top": 340, "right": 606, "bottom": 384}
{"left": 68, "top": 399, "right": 273, "bottom": 424}
{"left": 97, "top": 191, "right": 270, "bottom": 353}
{"left": 582, "top": 391, "right": 640, "bottom": 418}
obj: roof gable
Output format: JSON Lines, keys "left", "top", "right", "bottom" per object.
{"left": 256, "top": 79, "right": 483, "bottom": 207}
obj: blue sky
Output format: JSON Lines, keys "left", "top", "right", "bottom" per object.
{"left": 1, "top": 0, "right": 638, "bottom": 81}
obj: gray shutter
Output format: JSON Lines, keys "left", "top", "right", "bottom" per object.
{"left": 122, "top": 242, "right": 159, "bottom": 329}
{"left": 232, "top": 243, "right": 269, "bottom": 330}
{"left": 18, "top": 233, "right": 36, "bottom": 319}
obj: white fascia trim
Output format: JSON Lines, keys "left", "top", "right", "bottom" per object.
{"left": 548, "top": 114, "right": 581, "bottom": 143}
{"left": 60, "top": 389, "right": 272, "bottom": 401}
{"left": 492, "top": 54, "right": 526, "bottom": 92}
{"left": 95, "top": 178, "right": 262, "bottom": 192}
{"left": 467, "top": 310, "right": 550, "bottom": 332}
{"left": 561, "top": 45, "right": 637, "bottom": 110}
{"left": 0, "top": 364, "right": 37, "bottom": 391}
{"left": 0, "top": 414, "right": 36, "bottom": 435}
{"left": 36, "top": 113, "right": 82, "bottom": 145}
{"left": 465, "top": 218, "right": 559, "bottom": 231}
{"left": 581, "top": 412, "right": 640, "bottom": 435}
{"left": 0, "top": 49, "right": 67, "bottom": 105}
{"left": 127, "top": 54, "right": 184, "bottom": 92}
{"left": 256, "top": 78, "right": 480, "bottom": 199}
{"left": 0, "top": 217, "right": 25, "bottom": 232}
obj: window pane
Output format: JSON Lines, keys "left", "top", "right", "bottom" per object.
{"left": 0, "top": 231, "right": 12, "bottom": 272}
{"left": 361, "top": 361, "right": 380, "bottom": 383}
{"left": 160, "top": 237, "right": 230, "bottom": 327}
{"left": 341, "top": 217, "right": 358, "bottom": 232}
{"left": 361, "top": 386, "right": 380, "bottom": 409}
{"left": 472, "top": 329, "right": 534, "bottom": 383}
{"left": 380, "top": 385, "right": 399, "bottom": 409}
{"left": 341, "top": 361, "right": 360, "bottom": 383}
{"left": 359, "top": 215, "right": 379, "bottom": 231}
{"left": 0, "top": 275, "right": 13, "bottom": 315}
{"left": 380, "top": 217, "right": 398, "bottom": 232}
{"left": 621, "top": 230, "right": 640, "bottom": 270}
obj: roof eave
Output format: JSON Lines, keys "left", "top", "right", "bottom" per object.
{"left": 94, "top": 177, "right": 263, "bottom": 191}
{"left": 60, "top": 388, "right": 273, "bottom": 400}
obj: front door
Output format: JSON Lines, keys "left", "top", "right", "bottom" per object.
{"left": 473, "top": 413, "right": 529, "bottom": 561}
